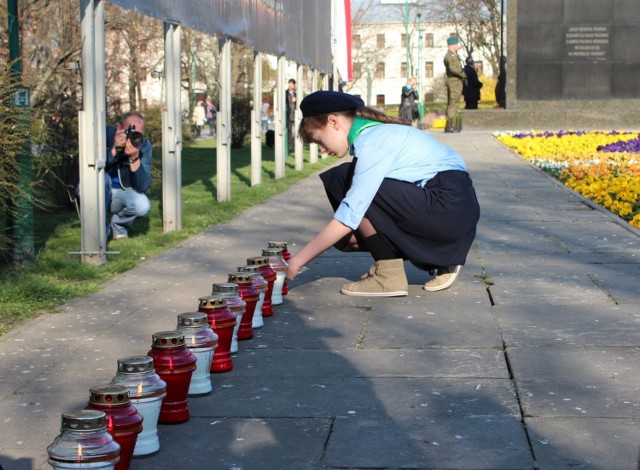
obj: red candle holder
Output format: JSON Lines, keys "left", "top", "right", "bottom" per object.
{"left": 237, "top": 264, "right": 268, "bottom": 329}
{"left": 211, "top": 283, "right": 245, "bottom": 354}
{"left": 147, "top": 331, "right": 197, "bottom": 424}
{"left": 47, "top": 410, "right": 121, "bottom": 470}
{"left": 268, "top": 241, "right": 291, "bottom": 295}
{"left": 177, "top": 312, "right": 218, "bottom": 396}
{"left": 84, "top": 385, "right": 143, "bottom": 470}
{"left": 247, "top": 256, "right": 276, "bottom": 317}
{"left": 198, "top": 295, "right": 237, "bottom": 372}
{"left": 227, "top": 272, "right": 259, "bottom": 341}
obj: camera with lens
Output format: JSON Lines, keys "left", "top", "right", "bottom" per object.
{"left": 125, "top": 124, "right": 144, "bottom": 148}
{"left": 114, "top": 124, "right": 144, "bottom": 156}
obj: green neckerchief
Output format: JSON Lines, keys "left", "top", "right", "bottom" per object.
{"left": 347, "top": 116, "right": 383, "bottom": 147}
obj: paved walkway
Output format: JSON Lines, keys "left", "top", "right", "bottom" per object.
{"left": 1, "top": 132, "right": 639, "bottom": 470}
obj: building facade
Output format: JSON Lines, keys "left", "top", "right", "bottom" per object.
{"left": 345, "top": 0, "right": 491, "bottom": 108}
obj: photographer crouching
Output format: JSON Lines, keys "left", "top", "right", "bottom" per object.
{"left": 105, "top": 111, "right": 152, "bottom": 240}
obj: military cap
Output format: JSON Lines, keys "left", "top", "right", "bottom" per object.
{"left": 300, "top": 91, "right": 364, "bottom": 117}
{"left": 447, "top": 37, "right": 459, "bottom": 45}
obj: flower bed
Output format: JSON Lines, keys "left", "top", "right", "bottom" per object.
{"left": 497, "top": 131, "right": 640, "bottom": 228}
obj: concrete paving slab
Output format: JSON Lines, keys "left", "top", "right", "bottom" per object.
{"left": 246, "top": 305, "right": 368, "bottom": 350}
{"left": 526, "top": 417, "right": 640, "bottom": 470}
{"left": 227, "top": 348, "right": 509, "bottom": 379}
{"left": 495, "top": 303, "right": 640, "bottom": 347}
{"left": 589, "top": 266, "right": 640, "bottom": 305}
{"left": 361, "top": 296, "right": 502, "bottom": 349}
{"left": 133, "top": 417, "right": 332, "bottom": 470}
{"left": 188, "top": 376, "right": 519, "bottom": 419}
{"left": 324, "top": 415, "right": 533, "bottom": 469}
{"left": 508, "top": 346, "right": 640, "bottom": 418}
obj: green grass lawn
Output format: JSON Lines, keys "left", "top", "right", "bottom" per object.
{"left": 0, "top": 138, "right": 337, "bottom": 336}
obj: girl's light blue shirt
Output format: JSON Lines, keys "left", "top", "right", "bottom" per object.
{"left": 335, "top": 123, "right": 467, "bottom": 229}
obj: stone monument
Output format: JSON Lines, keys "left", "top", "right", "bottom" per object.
{"left": 464, "top": 0, "right": 640, "bottom": 130}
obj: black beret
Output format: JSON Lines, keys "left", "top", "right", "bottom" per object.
{"left": 300, "top": 91, "right": 364, "bottom": 117}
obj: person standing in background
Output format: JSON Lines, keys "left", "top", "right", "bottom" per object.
{"left": 495, "top": 56, "right": 507, "bottom": 109}
{"left": 205, "top": 98, "right": 217, "bottom": 136}
{"left": 462, "top": 57, "right": 483, "bottom": 110}
{"left": 192, "top": 99, "right": 206, "bottom": 137}
{"left": 443, "top": 37, "right": 465, "bottom": 133}
{"left": 398, "top": 76, "right": 419, "bottom": 125}
{"left": 285, "top": 78, "right": 297, "bottom": 150}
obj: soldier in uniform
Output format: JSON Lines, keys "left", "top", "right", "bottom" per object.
{"left": 443, "top": 37, "right": 466, "bottom": 133}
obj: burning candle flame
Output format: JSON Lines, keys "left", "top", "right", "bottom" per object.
{"left": 191, "top": 335, "right": 196, "bottom": 346}
{"left": 107, "top": 415, "right": 114, "bottom": 432}
{"left": 137, "top": 381, "right": 143, "bottom": 397}
{"left": 169, "top": 357, "right": 173, "bottom": 371}
{"left": 77, "top": 443, "right": 83, "bottom": 461}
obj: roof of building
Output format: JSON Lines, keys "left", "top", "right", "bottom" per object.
{"left": 352, "top": 0, "right": 445, "bottom": 25}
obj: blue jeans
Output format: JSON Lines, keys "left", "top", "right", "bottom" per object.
{"left": 108, "top": 183, "right": 150, "bottom": 237}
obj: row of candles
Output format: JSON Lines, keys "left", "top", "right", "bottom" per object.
{"left": 46, "top": 242, "right": 291, "bottom": 469}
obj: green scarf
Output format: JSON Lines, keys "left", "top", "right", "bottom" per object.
{"left": 347, "top": 116, "right": 383, "bottom": 147}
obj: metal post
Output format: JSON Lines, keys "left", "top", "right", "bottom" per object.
{"left": 162, "top": 21, "right": 182, "bottom": 232}
{"left": 309, "top": 69, "right": 318, "bottom": 163}
{"left": 217, "top": 39, "right": 232, "bottom": 200}
{"left": 294, "top": 64, "right": 304, "bottom": 171}
{"left": 274, "top": 55, "right": 286, "bottom": 179}
{"left": 251, "top": 51, "right": 263, "bottom": 186}
{"left": 78, "top": 0, "right": 107, "bottom": 265}
{"left": 7, "top": 0, "right": 34, "bottom": 263}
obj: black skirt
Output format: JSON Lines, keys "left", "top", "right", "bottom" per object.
{"left": 319, "top": 162, "right": 480, "bottom": 270}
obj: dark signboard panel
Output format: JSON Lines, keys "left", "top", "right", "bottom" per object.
{"left": 517, "top": 0, "right": 640, "bottom": 100}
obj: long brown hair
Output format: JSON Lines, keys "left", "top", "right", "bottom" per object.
{"left": 298, "top": 106, "right": 409, "bottom": 144}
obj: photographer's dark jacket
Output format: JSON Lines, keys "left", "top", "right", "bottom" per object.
{"left": 105, "top": 125, "right": 152, "bottom": 193}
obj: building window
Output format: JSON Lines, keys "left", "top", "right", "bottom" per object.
{"left": 425, "top": 62, "right": 433, "bottom": 78}
{"left": 376, "top": 94, "right": 385, "bottom": 107}
{"left": 401, "top": 33, "right": 407, "bottom": 47}
{"left": 424, "top": 33, "right": 433, "bottom": 48}
{"left": 375, "top": 62, "right": 385, "bottom": 79}
{"left": 353, "top": 63, "right": 362, "bottom": 79}
{"left": 353, "top": 34, "right": 361, "bottom": 49}
{"left": 139, "top": 66, "right": 148, "bottom": 82}
{"left": 401, "top": 62, "right": 407, "bottom": 78}
{"left": 376, "top": 34, "right": 385, "bottom": 48}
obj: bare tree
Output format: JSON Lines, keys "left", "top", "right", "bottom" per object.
{"left": 105, "top": 5, "right": 163, "bottom": 114}
{"left": 346, "top": 0, "right": 393, "bottom": 103}
{"left": 431, "top": 0, "right": 502, "bottom": 76}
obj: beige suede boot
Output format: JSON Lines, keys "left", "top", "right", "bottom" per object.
{"left": 341, "top": 259, "right": 408, "bottom": 297}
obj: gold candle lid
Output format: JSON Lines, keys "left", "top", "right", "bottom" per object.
{"left": 247, "top": 256, "right": 269, "bottom": 267}
{"left": 89, "top": 384, "right": 131, "bottom": 406}
{"left": 60, "top": 410, "right": 107, "bottom": 432}
{"left": 227, "top": 272, "right": 253, "bottom": 285}
{"left": 177, "top": 312, "right": 209, "bottom": 328}
{"left": 198, "top": 295, "right": 228, "bottom": 309}
{"left": 268, "top": 241, "right": 288, "bottom": 250}
{"left": 237, "top": 264, "right": 260, "bottom": 274}
{"left": 211, "top": 283, "right": 239, "bottom": 295}
{"left": 151, "top": 330, "right": 186, "bottom": 348}
{"left": 262, "top": 248, "right": 283, "bottom": 257}
{"left": 117, "top": 355, "right": 154, "bottom": 374}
